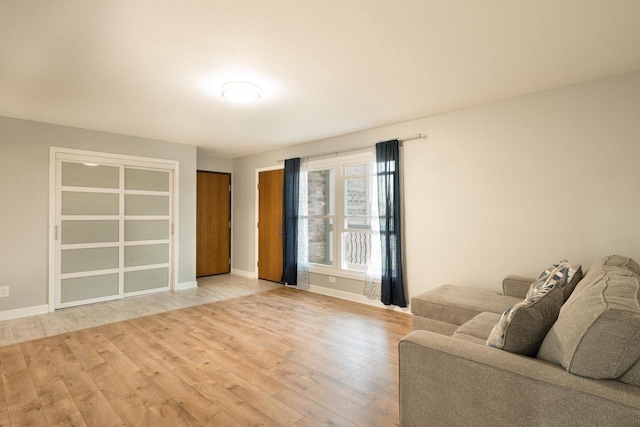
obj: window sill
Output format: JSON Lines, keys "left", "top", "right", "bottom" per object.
{"left": 308, "top": 265, "right": 366, "bottom": 281}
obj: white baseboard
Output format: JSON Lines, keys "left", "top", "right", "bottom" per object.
{"left": 232, "top": 268, "right": 257, "bottom": 279}
{"left": 308, "top": 284, "right": 411, "bottom": 314}
{"left": 0, "top": 304, "right": 50, "bottom": 321}
{"left": 176, "top": 281, "right": 198, "bottom": 291}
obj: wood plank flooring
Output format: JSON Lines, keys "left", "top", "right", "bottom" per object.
{"left": 0, "top": 286, "right": 411, "bottom": 426}
{"left": 0, "top": 275, "right": 280, "bottom": 347}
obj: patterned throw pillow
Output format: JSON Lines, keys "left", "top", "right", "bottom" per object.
{"left": 487, "top": 266, "right": 564, "bottom": 356}
{"left": 527, "top": 259, "right": 582, "bottom": 302}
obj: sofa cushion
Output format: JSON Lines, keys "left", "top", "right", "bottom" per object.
{"left": 451, "top": 333, "right": 486, "bottom": 346}
{"left": 528, "top": 259, "right": 583, "bottom": 302}
{"left": 537, "top": 255, "right": 640, "bottom": 380}
{"left": 620, "top": 360, "right": 640, "bottom": 387}
{"left": 487, "top": 276, "right": 563, "bottom": 356}
{"left": 454, "top": 312, "right": 501, "bottom": 341}
{"left": 411, "top": 285, "right": 521, "bottom": 327}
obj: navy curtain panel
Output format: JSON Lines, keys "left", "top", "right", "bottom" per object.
{"left": 281, "top": 157, "right": 301, "bottom": 285}
{"left": 376, "top": 140, "right": 407, "bottom": 307}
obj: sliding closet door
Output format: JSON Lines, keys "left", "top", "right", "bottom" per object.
{"left": 53, "top": 152, "right": 176, "bottom": 309}
{"left": 58, "top": 162, "right": 122, "bottom": 306}
{"left": 123, "top": 168, "right": 172, "bottom": 295}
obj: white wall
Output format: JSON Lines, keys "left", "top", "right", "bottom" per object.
{"left": 232, "top": 71, "right": 640, "bottom": 300}
{"left": 0, "top": 117, "right": 197, "bottom": 312}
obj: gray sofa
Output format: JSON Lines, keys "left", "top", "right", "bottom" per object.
{"left": 400, "top": 255, "right": 640, "bottom": 426}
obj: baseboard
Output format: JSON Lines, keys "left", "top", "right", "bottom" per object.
{"left": 308, "top": 284, "right": 411, "bottom": 314}
{"left": 232, "top": 268, "right": 257, "bottom": 279}
{"left": 176, "top": 281, "right": 198, "bottom": 291}
{"left": 0, "top": 304, "right": 50, "bottom": 321}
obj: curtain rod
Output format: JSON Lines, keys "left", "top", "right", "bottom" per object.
{"left": 276, "top": 133, "right": 426, "bottom": 164}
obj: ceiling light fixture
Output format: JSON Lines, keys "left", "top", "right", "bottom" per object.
{"left": 83, "top": 163, "right": 99, "bottom": 167}
{"left": 221, "top": 81, "right": 261, "bottom": 103}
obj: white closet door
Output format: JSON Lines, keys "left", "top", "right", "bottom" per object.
{"left": 58, "top": 161, "right": 122, "bottom": 306}
{"left": 123, "top": 167, "right": 172, "bottom": 296}
{"left": 55, "top": 157, "right": 175, "bottom": 309}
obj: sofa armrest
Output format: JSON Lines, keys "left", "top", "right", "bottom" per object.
{"left": 399, "top": 330, "right": 640, "bottom": 427}
{"left": 502, "top": 275, "right": 534, "bottom": 299}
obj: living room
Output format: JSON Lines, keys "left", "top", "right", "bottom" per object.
{"left": 1, "top": 1, "right": 640, "bottom": 426}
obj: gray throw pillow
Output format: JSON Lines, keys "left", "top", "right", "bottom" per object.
{"left": 537, "top": 255, "right": 640, "bottom": 380}
{"left": 487, "top": 271, "right": 563, "bottom": 357}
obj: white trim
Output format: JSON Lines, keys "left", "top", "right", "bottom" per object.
{"left": 176, "top": 281, "right": 198, "bottom": 291}
{"left": 124, "top": 287, "right": 170, "bottom": 297}
{"left": 123, "top": 263, "right": 170, "bottom": 272}
{"left": 0, "top": 304, "right": 50, "bottom": 322}
{"left": 308, "top": 264, "right": 366, "bottom": 281}
{"left": 61, "top": 186, "right": 120, "bottom": 193}
{"left": 51, "top": 148, "right": 179, "bottom": 167}
{"left": 124, "top": 215, "right": 171, "bottom": 221}
{"left": 255, "top": 164, "right": 284, "bottom": 281}
{"left": 61, "top": 242, "right": 119, "bottom": 250}
{"left": 124, "top": 190, "right": 170, "bottom": 196}
{"left": 232, "top": 268, "right": 258, "bottom": 279}
{"left": 57, "top": 294, "right": 121, "bottom": 309}
{"left": 61, "top": 215, "right": 119, "bottom": 221}
{"left": 60, "top": 268, "right": 120, "bottom": 279}
{"left": 124, "top": 239, "right": 170, "bottom": 246}
{"left": 307, "top": 284, "right": 411, "bottom": 314}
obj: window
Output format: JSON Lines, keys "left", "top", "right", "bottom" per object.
{"left": 307, "top": 152, "right": 376, "bottom": 277}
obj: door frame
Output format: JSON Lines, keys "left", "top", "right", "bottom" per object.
{"left": 254, "top": 165, "right": 283, "bottom": 280}
{"left": 48, "top": 147, "right": 180, "bottom": 311}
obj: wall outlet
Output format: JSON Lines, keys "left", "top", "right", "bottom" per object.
{"left": 0, "top": 286, "right": 8, "bottom": 298}
{"left": 328, "top": 276, "right": 336, "bottom": 283}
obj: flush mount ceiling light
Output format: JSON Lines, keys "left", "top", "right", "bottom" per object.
{"left": 221, "top": 81, "right": 261, "bottom": 103}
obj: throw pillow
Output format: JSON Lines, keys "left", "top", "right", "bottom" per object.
{"left": 537, "top": 255, "right": 640, "bottom": 380}
{"left": 528, "top": 259, "right": 583, "bottom": 302}
{"left": 487, "top": 269, "right": 564, "bottom": 356}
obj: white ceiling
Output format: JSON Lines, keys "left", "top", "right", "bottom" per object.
{"left": 1, "top": 1, "right": 640, "bottom": 157}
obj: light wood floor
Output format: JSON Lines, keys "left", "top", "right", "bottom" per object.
{"left": 0, "top": 283, "right": 411, "bottom": 426}
{"left": 0, "top": 275, "right": 280, "bottom": 347}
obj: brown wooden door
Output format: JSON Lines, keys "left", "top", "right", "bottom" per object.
{"left": 258, "top": 169, "right": 284, "bottom": 282}
{"left": 196, "top": 171, "right": 231, "bottom": 277}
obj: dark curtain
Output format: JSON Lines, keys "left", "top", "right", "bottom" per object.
{"left": 376, "top": 140, "right": 407, "bottom": 307}
{"left": 281, "top": 158, "right": 300, "bottom": 285}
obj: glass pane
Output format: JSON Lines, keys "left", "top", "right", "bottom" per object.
{"left": 342, "top": 231, "right": 372, "bottom": 272}
{"left": 124, "top": 244, "right": 169, "bottom": 267}
{"left": 124, "top": 268, "right": 169, "bottom": 293}
{"left": 308, "top": 169, "right": 334, "bottom": 215}
{"left": 61, "top": 273, "right": 119, "bottom": 303}
{"left": 62, "top": 162, "right": 119, "bottom": 189}
{"left": 345, "top": 163, "right": 372, "bottom": 176}
{"left": 61, "top": 247, "right": 119, "bottom": 274}
{"left": 125, "top": 195, "right": 169, "bottom": 216}
{"left": 61, "top": 220, "right": 119, "bottom": 244}
{"left": 125, "top": 168, "right": 170, "bottom": 192}
{"left": 62, "top": 192, "right": 119, "bottom": 215}
{"left": 308, "top": 218, "right": 333, "bottom": 265}
{"left": 345, "top": 177, "right": 374, "bottom": 217}
{"left": 125, "top": 220, "right": 170, "bottom": 241}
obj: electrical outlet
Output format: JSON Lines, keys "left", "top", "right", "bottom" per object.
{"left": 329, "top": 276, "right": 336, "bottom": 283}
{"left": 0, "top": 286, "right": 9, "bottom": 298}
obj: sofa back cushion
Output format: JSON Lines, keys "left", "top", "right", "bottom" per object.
{"left": 537, "top": 255, "right": 640, "bottom": 380}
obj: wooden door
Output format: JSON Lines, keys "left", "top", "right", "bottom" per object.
{"left": 258, "top": 169, "right": 284, "bottom": 282}
{"left": 196, "top": 171, "right": 231, "bottom": 277}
